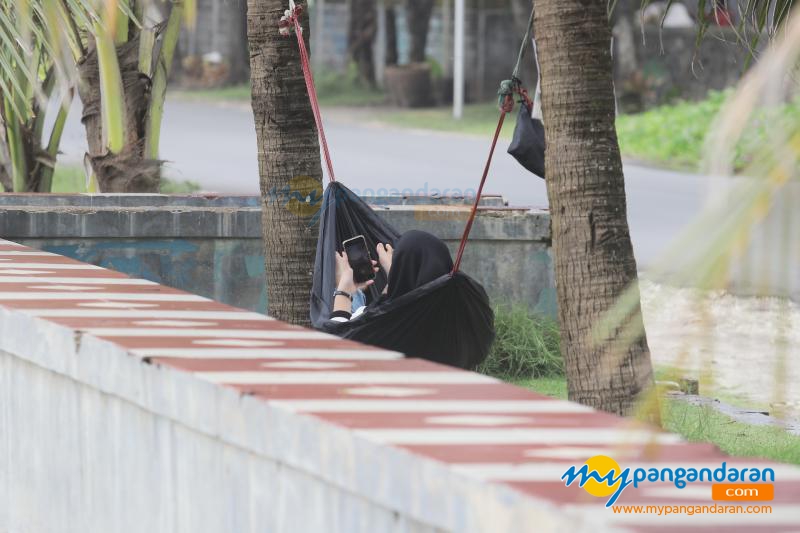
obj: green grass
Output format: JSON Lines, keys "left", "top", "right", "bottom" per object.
{"left": 476, "top": 306, "right": 562, "bottom": 380}
{"left": 170, "top": 64, "right": 387, "bottom": 108}
{"left": 514, "top": 374, "right": 800, "bottom": 466}
{"left": 51, "top": 165, "right": 88, "bottom": 193}
{"left": 51, "top": 165, "right": 201, "bottom": 193}
{"left": 511, "top": 376, "right": 567, "bottom": 399}
{"left": 373, "top": 101, "right": 513, "bottom": 138}
{"left": 664, "top": 399, "right": 800, "bottom": 465}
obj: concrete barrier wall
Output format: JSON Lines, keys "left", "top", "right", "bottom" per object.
{"left": 0, "top": 194, "right": 555, "bottom": 316}
{"left": 1, "top": 239, "right": 799, "bottom": 532}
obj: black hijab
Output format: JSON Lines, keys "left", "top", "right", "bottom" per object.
{"left": 387, "top": 230, "right": 453, "bottom": 300}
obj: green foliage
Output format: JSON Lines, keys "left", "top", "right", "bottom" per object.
{"left": 426, "top": 57, "right": 444, "bottom": 80}
{"left": 616, "top": 90, "right": 800, "bottom": 172}
{"left": 616, "top": 91, "right": 729, "bottom": 170}
{"left": 313, "top": 63, "right": 386, "bottom": 106}
{"left": 476, "top": 306, "right": 563, "bottom": 380}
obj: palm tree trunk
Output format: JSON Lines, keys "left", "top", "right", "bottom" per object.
{"left": 247, "top": 0, "right": 324, "bottom": 326}
{"left": 535, "top": 0, "right": 656, "bottom": 417}
{"left": 78, "top": 36, "right": 160, "bottom": 192}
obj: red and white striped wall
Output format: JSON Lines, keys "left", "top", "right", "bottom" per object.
{"left": 0, "top": 238, "right": 798, "bottom": 532}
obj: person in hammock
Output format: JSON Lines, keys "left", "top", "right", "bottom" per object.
{"left": 329, "top": 230, "right": 452, "bottom": 322}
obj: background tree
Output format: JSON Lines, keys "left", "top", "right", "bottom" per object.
{"left": 347, "top": 0, "right": 378, "bottom": 86}
{"left": 406, "top": 0, "right": 434, "bottom": 63}
{"left": 385, "top": 2, "right": 399, "bottom": 66}
{"left": 229, "top": 0, "right": 251, "bottom": 83}
{"left": 535, "top": 0, "right": 655, "bottom": 416}
{"left": 248, "top": 0, "right": 323, "bottom": 325}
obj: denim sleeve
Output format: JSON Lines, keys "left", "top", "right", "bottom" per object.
{"left": 352, "top": 289, "right": 366, "bottom": 312}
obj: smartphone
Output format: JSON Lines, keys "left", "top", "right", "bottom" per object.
{"left": 343, "top": 235, "right": 376, "bottom": 284}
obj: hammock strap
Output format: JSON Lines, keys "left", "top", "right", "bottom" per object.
{"left": 281, "top": 3, "right": 336, "bottom": 182}
{"left": 451, "top": 93, "right": 514, "bottom": 274}
{"left": 512, "top": 6, "right": 535, "bottom": 81}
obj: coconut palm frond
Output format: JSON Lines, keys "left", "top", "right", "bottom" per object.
{"left": 635, "top": 0, "right": 797, "bottom": 55}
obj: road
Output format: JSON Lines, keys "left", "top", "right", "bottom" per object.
{"left": 58, "top": 97, "right": 710, "bottom": 269}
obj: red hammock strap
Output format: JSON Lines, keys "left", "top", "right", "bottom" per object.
{"left": 281, "top": 4, "right": 336, "bottom": 182}
{"left": 451, "top": 94, "right": 514, "bottom": 274}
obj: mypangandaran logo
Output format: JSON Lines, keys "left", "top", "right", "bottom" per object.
{"left": 561, "top": 456, "right": 775, "bottom": 507}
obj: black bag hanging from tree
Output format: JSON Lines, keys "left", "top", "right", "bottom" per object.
{"left": 505, "top": 9, "right": 546, "bottom": 179}
{"left": 508, "top": 103, "right": 546, "bottom": 179}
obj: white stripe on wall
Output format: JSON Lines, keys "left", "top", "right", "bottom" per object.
{"left": 24, "top": 309, "right": 271, "bottom": 320}
{"left": 0, "top": 251, "right": 59, "bottom": 256}
{"left": 0, "top": 276, "right": 155, "bottom": 284}
{"left": 355, "top": 428, "right": 683, "bottom": 446}
{"left": 195, "top": 371, "right": 497, "bottom": 385}
{"left": 0, "top": 263, "right": 103, "bottom": 269}
{"left": 130, "top": 347, "right": 402, "bottom": 360}
{"left": 0, "top": 292, "right": 207, "bottom": 301}
{"left": 83, "top": 328, "right": 332, "bottom": 339}
{"left": 272, "top": 399, "right": 595, "bottom": 413}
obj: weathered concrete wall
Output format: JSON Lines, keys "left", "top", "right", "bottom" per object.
{"left": 0, "top": 194, "right": 555, "bottom": 316}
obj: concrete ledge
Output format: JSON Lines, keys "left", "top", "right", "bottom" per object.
{"left": 1, "top": 240, "right": 799, "bottom": 532}
{"left": 0, "top": 194, "right": 554, "bottom": 315}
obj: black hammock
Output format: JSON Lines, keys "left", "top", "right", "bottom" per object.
{"left": 310, "top": 181, "right": 495, "bottom": 369}
{"left": 280, "top": 2, "right": 537, "bottom": 368}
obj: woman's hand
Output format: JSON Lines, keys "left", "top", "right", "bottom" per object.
{"left": 335, "top": 251, "right": 377, "bottom": 293}
{"left": 376, "top": 243, "right": 393, "bottom": 276}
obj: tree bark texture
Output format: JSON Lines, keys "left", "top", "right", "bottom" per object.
{"left": 534, "top": 0, "right": 655, "bottom": 417}
{"left": 406, "top": 0, "right": 434, "bottom": 63}
{"left": 78, "top": 37, "right": 160, "bottom": 192}
{"left": 248, "top": 0, "right": 324, "bottom": 326}
{"left": 348, "top": 0, "right": 378, "bottom": 86}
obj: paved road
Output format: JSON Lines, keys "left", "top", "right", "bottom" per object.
{"left": 59, "top": 97, "right": 709, "bottom": 268}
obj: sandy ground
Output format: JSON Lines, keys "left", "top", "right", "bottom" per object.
{"left": 640, "top": 280, "right": 800, "bottom": 420}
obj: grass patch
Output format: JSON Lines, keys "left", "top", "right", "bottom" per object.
{"left": 51, "top": 165, "right": 87, "bottom": 193}
{"left": 476, "top": 305, "right": 562, "bottom": 380}
{"left": 373, "top": 101, "right": 513, "bottom": 138}
{"left": 170, "top": 84, "right": 252, "bottom": 102}
{"left": 513, "top": 374, "right": 800, "bottom": 466}
{"left": 664, "top": 399, "right": 800, "bottom": 465}
{"left": 170, "top": 64, "right": 387, "bottom": 108}
{"left": 51, "top": 164, "right": 201, "bottom": 193}
{"left": 511, "top": 376, "right": 567, "bottom": 399}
